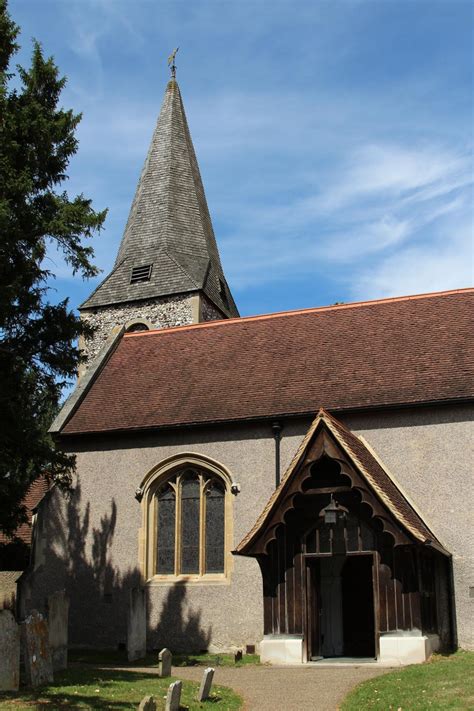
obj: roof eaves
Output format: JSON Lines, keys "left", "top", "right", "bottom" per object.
{"left": 58, "top": 395, "right": 474, "bottom": 439}
{"left": 321, "top": 412, "right": 448, "bottom": 554}
{"left": 356, "top": 434, "right": 450, "bottom": 554}
{"left": 79, "top": 259, "right": 127, "bottom": 310}
{"left": 322, "top": 414, "right": 428, "bottom": 544}
{"left": 234, "top": 408, "right": 447, "bottom": 556}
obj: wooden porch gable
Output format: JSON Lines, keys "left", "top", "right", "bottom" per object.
{"left": 234, "top": 408, "right": 446, "bottom": 557}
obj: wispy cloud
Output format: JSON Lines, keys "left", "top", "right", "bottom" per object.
{"left": 15, "top": 0, "right": 472, "bottom": 310}
{"left": 313, "top": 144, "right": 472, "bottom": 212}
{"left": 218, "top": 138, "right": 472, "bottom": 294}
{"left": 353, "top": 216, "right": 473, "bottom": 299}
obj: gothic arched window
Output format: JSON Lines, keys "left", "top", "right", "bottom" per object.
{"left": 141, "top": 461, "right": 230, "bottom": 580}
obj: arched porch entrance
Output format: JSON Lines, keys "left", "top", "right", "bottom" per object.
{"left": 307, "top": 553, "right": 375, "bottom": 660}
{"left": 234, "top": 409, "right": 454, "bottom": 665}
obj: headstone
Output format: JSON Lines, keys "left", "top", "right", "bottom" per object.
{"left": 127, "top": 587, "right": 146, "bottom": 661}
{"left": 0, "top": 610, "right": 20, "bottom": 691}
{"left": 234, "top": 649, "right": 243, "bottom": 663}
{"left": 138, "top": 695, "right": 156, "bottom": 710}
{"left": 158, "top": 647, "right": 172, "bottom": 677}
{"left": 48, "top": 590, "right": 69, "bottom": 671}
{"left": 21, "top": 610, "right": 53, "bottom": 687}
{"left": 198, "top": 667, "right": 215, "bottom": 702}
{"left": 165, "top": 680, "right": 182, "bottom": 711}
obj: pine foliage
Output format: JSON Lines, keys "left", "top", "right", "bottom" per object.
{"left": 0, "top": 0, "right": 107, "bottom": 535}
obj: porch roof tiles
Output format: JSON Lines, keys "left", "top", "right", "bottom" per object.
{"left": 234, "top": 409, "right": 447, "bottom": 555}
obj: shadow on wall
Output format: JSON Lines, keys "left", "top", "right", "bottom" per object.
{"left": 19, "top": 482, "right": 212, "bottom": 652}
{"left": 148, "top": 582, "right": 211, "bottom": 653}
{"left": 20, "top": 481, "right": 141, "bottom": 648}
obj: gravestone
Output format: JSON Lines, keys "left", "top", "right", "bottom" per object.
{"left": 158, "top": 647, "right": 172, "bottom": 677}
{"left": 138, "top": 695, "right": 156, "bottom": 710}
{"left": 198, "top": 667, "right": 215, "bottom": 702}
{"left": 48, "top": 590, "right": 69, "bottom": 671}
{"left": 127, "top": 587, "right": 146, "bottom": 661}
{"left": 21, "top": 610, "right": 53, "bottom": 687}
{"left": 234, "top": 649, "right": 243, "bottom": 663}
{"left": 165, "top": 680, "right": 182, "bottom": 711}
{"left": 0, "top": 610, "right": 20, "bottom": 691}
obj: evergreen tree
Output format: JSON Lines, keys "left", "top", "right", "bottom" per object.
{"left": 0, "top": 0, "right": 106, "bottom": 536}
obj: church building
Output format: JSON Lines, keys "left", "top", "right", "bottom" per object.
{"left": 21, "top": 71, "right": 473, "bottom": 666}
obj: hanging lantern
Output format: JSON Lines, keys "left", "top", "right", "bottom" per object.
{"left": 319, "top": 494, "right": 347, "bottom": 525}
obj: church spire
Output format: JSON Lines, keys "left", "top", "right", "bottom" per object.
{"left": 80, "top": 71, "right": 239, "bottom": 323}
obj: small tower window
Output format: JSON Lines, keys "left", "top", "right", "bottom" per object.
{"left": 126, "top": 322, "right": 149, "bottom": 333}
{"left": 130, "top": 264, "right": 153, "bottom": 284}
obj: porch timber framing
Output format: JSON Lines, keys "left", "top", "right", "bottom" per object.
{"left": 234, "top": 408, "right": 447, "bottom": 558}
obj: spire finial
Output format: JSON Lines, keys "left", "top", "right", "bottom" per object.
{"left": 167, "top": 47, "right": 179, "bottom": 79}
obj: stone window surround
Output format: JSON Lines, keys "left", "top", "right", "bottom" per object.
{"left": 138, "top": 453, "right": 234, "bottom": 586}
{"left": 124, "top": 318, "right": 154, "bottom": 332}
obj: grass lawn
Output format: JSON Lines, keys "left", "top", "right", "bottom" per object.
{"left": 0, "top": 666, "right": 243, "bottom": 710}
{"left": 69, "top": 649, "right": 260, "bottom": 668}
{"left": 341, "top": 651, "right": 474, "bottom": 711}
{"left": 173, "top": 653, "right": 260, "bottom": 668}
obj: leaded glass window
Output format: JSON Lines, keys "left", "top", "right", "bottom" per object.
{"left": 153, "top": 467, "right": 227, "bottom": 577}
{"left": 181, "top": 475, "right": 200, "bottom": 574}
{"left": 205, "top": 481, "right": 225, "bottom": 573}
{"left": 156, "top": 485, "right": 175, "bottom": 574}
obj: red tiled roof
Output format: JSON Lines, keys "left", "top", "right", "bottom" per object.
{"left": 0, "top": 477, "right": 50, "bottom": 546}
{"left": 62, "top": 289, "right": 473, "bottom": 436}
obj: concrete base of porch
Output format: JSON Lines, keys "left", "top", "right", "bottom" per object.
{"left": 259, "top": 632, "right": 440, "bottom": 666}
{"left": 379, "top": 632, "right": 440, "bottom": 665}
{"left": 260, "top": 634, "right": 304, "bottom": 664}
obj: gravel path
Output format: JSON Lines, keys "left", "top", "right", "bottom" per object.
{"left": 175, "top": 664, "right": 389, "bottom": 711}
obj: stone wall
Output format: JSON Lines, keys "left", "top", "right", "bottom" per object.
{"left": 80, "top": 294, "right": 195, "bottom": 362}
{"left": 201, "top": 295, "right": 225, "bottom": 322}
{"left": 24, "top": 404, "right": 473, "bottom": 652}
{"left": 80, "top": 293, "right": 228, "bottom": 365}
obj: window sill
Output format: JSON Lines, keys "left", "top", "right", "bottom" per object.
{"left": 145, "top": 574, "right": 230, "bottom": 587}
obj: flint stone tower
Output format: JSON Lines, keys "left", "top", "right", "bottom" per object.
{"left": 79, "top": 76, "right": 239, "bottom": 364}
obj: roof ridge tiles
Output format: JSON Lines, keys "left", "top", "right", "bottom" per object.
{"left": 124, "top": 287, "right": 473, "bottom": 339}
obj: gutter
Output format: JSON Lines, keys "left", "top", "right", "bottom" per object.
{"left": 272, "top": 421, "right": 283, "bottom": 488}
{"left": 56, "top": 396, "right": 474, "bottom": 440}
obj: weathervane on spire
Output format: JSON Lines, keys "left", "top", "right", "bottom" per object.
{"left": 167, "top": 47, "right": 179, "bottom": 78}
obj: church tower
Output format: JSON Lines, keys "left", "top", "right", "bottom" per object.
{"left": 79, "top": 71, "right": 239, "bottom": 363}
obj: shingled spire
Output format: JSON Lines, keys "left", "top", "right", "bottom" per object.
{"left": 79, "top": 75, "right": 239, "bottom": 361}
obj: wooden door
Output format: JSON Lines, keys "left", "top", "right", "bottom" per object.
{"left": 306, "top": 559, "right": 321, "bottom": 660}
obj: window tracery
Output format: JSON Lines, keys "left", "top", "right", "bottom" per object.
{"left": 141, "top": 461, "right": 230, "bottom": 580}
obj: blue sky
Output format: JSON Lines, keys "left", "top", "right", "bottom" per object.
{"left": 9, "top": 0, "right": 474, "bottom": 317}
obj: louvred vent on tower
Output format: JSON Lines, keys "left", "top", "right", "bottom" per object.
{"left": 130, "top": 264, "right": 153, "bottom": 284}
